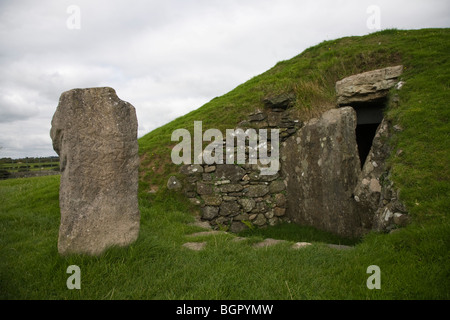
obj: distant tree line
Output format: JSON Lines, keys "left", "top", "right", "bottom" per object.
{"left": 0, "top": 156, "right": 60, "bottom": 179}
{"left": 0, "top": 156, "right": 59, "bottom": 164}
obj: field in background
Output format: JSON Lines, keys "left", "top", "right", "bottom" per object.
{"left": 0, "top": 157, "right": 60, "bottom": 179}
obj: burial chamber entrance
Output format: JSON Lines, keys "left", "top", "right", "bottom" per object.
{"left": 173, "top": 66, "right": 404, "bottom": 238}
{"left": 280, "top": 66, "right": 404, "bottom": 238}
{"left": 335, "top": 65, "right": 404, "bottom": 169}
{"left": 351, "top": 97, "right": 386, "bottom": 168}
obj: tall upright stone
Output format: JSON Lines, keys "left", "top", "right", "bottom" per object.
{"left": 281, "top": 107, "right": 363, "bottom": 237}
{"left": 50, "top": 87, "right": 140, "bottom": 255}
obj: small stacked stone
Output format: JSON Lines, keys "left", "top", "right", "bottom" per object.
{"left": 179, "top": 163, "right": 288, "bottom": 232}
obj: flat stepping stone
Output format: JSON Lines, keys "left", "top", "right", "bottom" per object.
{"left": 188, "top": 220, "right": 212, "bottom": 230}
{"left": 327, "top": 244, "right": 353, "bottom": 250}
{"left": 186, "top": 231, "right": 226, "bottom": 237}
{"left": 182, "top": 242, "right": 206, "bottom": 251}
{"left": 292, "top": 242, "right": 312, "bottom": 249}
{"left": 253, "top": 238, "right": 286, "bottom": 248}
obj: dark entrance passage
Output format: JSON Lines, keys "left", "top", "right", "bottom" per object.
{"left": 355, "top": 123, "right": 379, "bottom": 166}
{"left": 352, "top": 98, "right": 386, "bottom": 168}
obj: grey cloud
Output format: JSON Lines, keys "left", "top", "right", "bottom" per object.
{"left": 0, "top": 0, "right": 449, "bottom": 158}
{"left": 0, "top": 90, "right": 40, "bottom": 123}
{"left": 0, "top": 117, "right": 54, "bottom": 158}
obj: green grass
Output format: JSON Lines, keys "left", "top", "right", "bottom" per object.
{"left": 238, "top": 222, "right": 360, "bottom": 246}
{"left": 1, "top": 28, "right": 449, "bottom": 299}
{"left": 1, "top": 176, "right": 448, "bottom": 299}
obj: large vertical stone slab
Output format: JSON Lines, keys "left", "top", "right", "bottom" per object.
{"left": 50, "top": 87, "right": 140, "bottom": 255}
{"left": 353, "top": 118, "right": 410, "bottom": 232}
{"left": 281, "top": 107, "right": 363, "bottom": 237}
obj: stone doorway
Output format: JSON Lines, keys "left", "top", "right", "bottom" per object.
{"left": 352, "top": 98, "right": 386, "bottom": 168}
{"left": 335, "top": 66, "right": 403, "bottom": 169}
{"left": 281, "top": 66, "right": 405, "bottom": 237}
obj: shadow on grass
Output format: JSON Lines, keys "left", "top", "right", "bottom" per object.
{"left": 238, "top": 222, "right": 362, "bottom": 246}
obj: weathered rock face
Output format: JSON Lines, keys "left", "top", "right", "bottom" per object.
{"left": 282, "top": 107, "right": 364, "bottom": 237}
{"left": 353, "top": 118, "right": 410, "bottom": 232}
{"left": 336, "top": 65, "right": 410, "bottom": 232}
{"left": 336, "top": 65, "right": 403, "bottom": 106}
{"left": 353, "top": 119, "right": 391, "bottom": 218}
{"left": 167, "top": 176, "right": 182, "bottom": 190}
{"left": 50, "top": 87, "right": 140, "bottom": 256}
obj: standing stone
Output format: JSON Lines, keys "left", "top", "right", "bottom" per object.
{"left": 281, "top": 107, "right": 363, "bottom": 237}
{"left": 50, "top": 87, "right": 140, "bottom": 256}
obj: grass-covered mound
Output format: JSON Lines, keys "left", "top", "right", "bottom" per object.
{"left": 1, "top": 29, "right": 449, "bottom": 299}
{"left": 139, "top": 28, "right": 449, "bottom": 223}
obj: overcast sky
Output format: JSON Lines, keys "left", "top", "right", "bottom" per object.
{"left": 0, "top": 0, "right": 448, "bottom": 158}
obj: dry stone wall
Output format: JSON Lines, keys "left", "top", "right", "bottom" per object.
{"left": 171, "top": 94, "right": 302, "bottom": 232}
{"left": 177, "top": 163, "right": 288, "bottom": 232}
